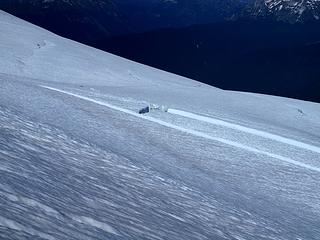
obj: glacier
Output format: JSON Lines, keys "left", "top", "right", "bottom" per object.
{"left": 0, "top": 10, "right": 320, "bottom": 240}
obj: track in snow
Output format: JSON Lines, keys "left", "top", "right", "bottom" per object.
{"left": 168, "top": 109, "right": 320, "bottom": 154}
{"left": 41, "top": 86, "right": 320, "bottom": 173}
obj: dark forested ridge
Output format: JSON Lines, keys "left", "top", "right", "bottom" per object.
{"left": 0, "top": 0, "right": 248, "bottom": 43}
{"left": 99, "top": 20, "right": 320, "bottom": 103}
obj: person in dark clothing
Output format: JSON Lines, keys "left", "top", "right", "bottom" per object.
{"left": 139, "top": 106, "right": 150, "bottom": 114}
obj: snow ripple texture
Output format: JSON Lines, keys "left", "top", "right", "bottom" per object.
{"left": 1, "top": 99, "right": 320, "bottom": 239}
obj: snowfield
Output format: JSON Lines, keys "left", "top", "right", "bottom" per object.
{"left": 0, "top": 10, "right": 320, "bottom": 240}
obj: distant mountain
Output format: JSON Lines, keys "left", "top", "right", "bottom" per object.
{"left": 115, "top": 0, "right": 248, "bottom": 28}
{"left": 0, "top": 0, "right": 124, "bottom": 43}
{"left": 100, "top": 20, "right": 320, "bottom": 103}
{"left": 0, "top": 0, "right": 248, "bottom": 44}
{"left": 2, "top": 0, "right": 319, "bottom": 45}
{"left": 245, "top": 0, "right": 320, "bottom": 23}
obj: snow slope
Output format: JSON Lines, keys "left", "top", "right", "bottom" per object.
{"left": 1, "top": 10, "right": 320, "bottom": 240}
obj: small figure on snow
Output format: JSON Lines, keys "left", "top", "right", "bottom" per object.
{"left": 139, "top": 106, "right": 150, "bottom": 114}
{"left": 138, "top": 104, "right": 168, "bottom": 114}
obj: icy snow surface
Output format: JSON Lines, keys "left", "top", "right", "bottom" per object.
{"left": 1, "top": 10, "right": 320, "bottom": 240}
